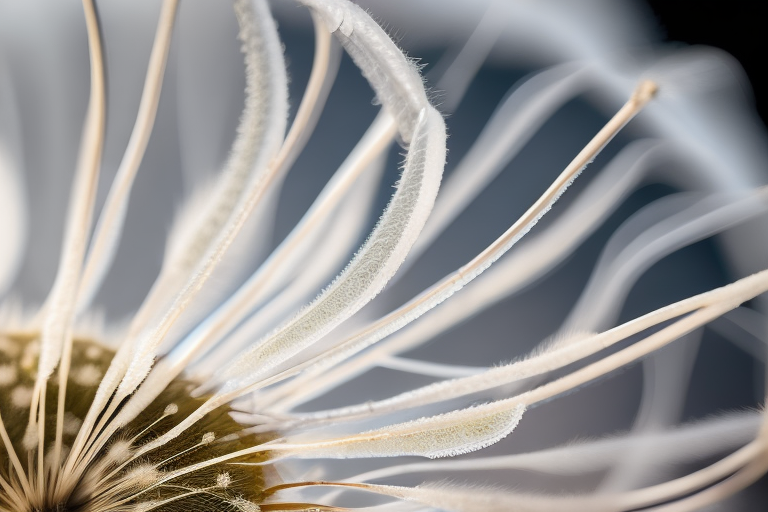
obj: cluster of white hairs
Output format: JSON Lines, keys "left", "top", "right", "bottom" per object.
{"left": 0, "top": 0, "right": 767, "bottom": 510}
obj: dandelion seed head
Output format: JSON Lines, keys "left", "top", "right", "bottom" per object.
{"left": 0, "top": 335, "right": 273, "bottom": 510}
{"left": 0, "top": 0, "right": 766, "bottom": 510}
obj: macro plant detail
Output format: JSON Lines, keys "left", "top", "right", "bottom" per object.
{"left": 0, "top": 0, "right": 767, "bottom": 511}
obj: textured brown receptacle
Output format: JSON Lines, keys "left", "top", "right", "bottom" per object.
{"left": 0, "top": 334, "right": 274, "bottom": 512}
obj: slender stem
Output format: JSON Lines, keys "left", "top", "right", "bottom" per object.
{"left": 455, "top": 80, "right": 657, "bottom": 282}
{"left": 257, "top": 81, "right": 660, "bottom": 411}
{"left": 62, "top": 0, "right": 180, "bottom": 488}
{"left": 0, "top": 411, "right": 32, "bottom": 496}
{"left": 521, "top": 302, "right": 737, "bottom": 409}
{"left": 77, "top": 0, "right": 180, "bottom": 314}
{"left": 48, "top": 0, "right": 108, "bottom": 488}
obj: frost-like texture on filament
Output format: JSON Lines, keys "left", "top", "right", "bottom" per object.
{"left": 274, "top": 404, "right": 526, "bottom": 460}
{"left": 220, "top": 107, "right": 446, "bottom": 389}
{"left": 218, "top": 0, "right": 447, "bottom": 390}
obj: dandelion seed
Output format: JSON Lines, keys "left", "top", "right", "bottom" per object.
{"left": 217, "top": 472, "right": 232, "bottom": 489}
{"left": 124, "top": 465, "right": 162, "bottom": 487}
{"left": 0, "top": 0, "right": 766, "bottom": 511}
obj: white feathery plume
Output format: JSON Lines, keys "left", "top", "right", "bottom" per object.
{"left": 101, "top": 9, "right": 392, "bottom": 440}
{"left": 214, "top": 0, "right": 447, "bottom": 389}
{"left": 126, "top": 0, "right": 288, "bottom": 336}
{"left": 126, "top": 405, "right": 525, "bottom": 485}
{"left": 259, "top": 268, "right": 768, "bottom": 432}
{"left": 64, "top": 0, "right": 289, "bottom": 477}
{"left": 167, "top": 112, "right": 396, "bottom": 377}
{"left": 118, "top": 0, "right": 287, "bottom": 366}
{"left": 251, "top": 80, "right": 661, "bottom": 414}
{"left": 270, "top": 404, "right": 526, "bottom": 460}
{"left": 163, "top": 11, "right": 342, "bottom": 362}
{"left": 341, "top": 410, "right": 760, "bottom": 481}
{"left": 259, "top": 139, "right": 665, "bottom": 410}
{"left": 109, "top": 0, "right": 447, "bottom": 459}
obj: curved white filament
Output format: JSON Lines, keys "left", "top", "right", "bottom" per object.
{"left": 65, "top": 0, "right": 288, "bottom": 480}
{"left": 263, "top": 139, "right": 664, "bottom": 411}
{"left": 564, "top": 188, "right": 768, "bottom": 332}
{"left": 341, "top": 410, "right": 759, "bottom": 482}
{"left": 409, "top": 64, "right": 590, "bottom": 265}
{"left": 33, "top": 0, "right": 107, "bottom": 488}
{"left": 270, "top": 404, "right": 526, "bottom": 460}
{"left": 75, "top": 0, "right": 179, "bottom": 314}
